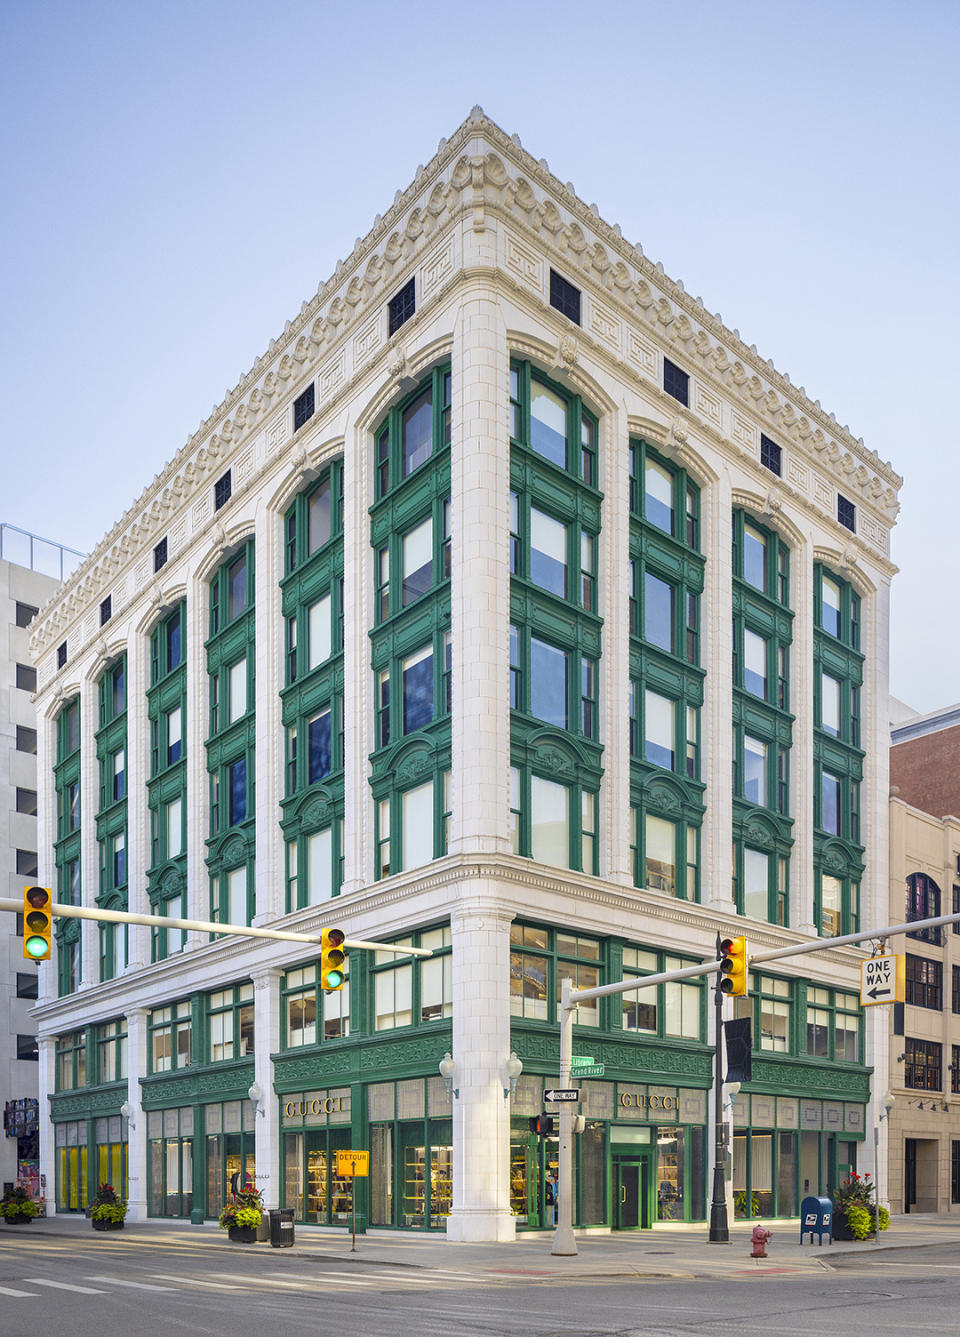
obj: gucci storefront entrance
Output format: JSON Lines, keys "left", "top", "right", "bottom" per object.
{"left": 508, "top": 1076, "right": 709, "bottom": 1230}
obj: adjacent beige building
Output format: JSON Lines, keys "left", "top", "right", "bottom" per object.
{"left": 888, "top": 703, "right": 960, "bottom": 1213}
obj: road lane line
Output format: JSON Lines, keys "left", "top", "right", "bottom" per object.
{"left": 149, "top": 1273, "right": 245, "bottom": 1289}
{"left": 85, "top": 1275, "right": 175, "bottom": 1291}
{"left": 0, "top": 1285, "right": 37, "bottom": 1297}
{"left": 24, "top": 1279, "right": 107, "bottom": 1294}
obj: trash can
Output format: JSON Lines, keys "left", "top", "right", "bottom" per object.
{"left": 269, "top": 1208, "right": 295, "bottom": 1248}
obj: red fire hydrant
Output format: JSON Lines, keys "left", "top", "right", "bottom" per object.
{"left": 751, "top": 1224, "right": 772, "bottom": 1260}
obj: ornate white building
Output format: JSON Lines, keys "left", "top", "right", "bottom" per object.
{"left": 29, "top": 109, "right": 900, "bottom": 1238}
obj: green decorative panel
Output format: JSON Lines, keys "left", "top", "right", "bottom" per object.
{"left": 510, "top": 1027, "right": 712, "bottom": 1085}
{"left": 50, "top": 1083, "right": 127, "bottom": 1120}
{"left": 748, "top": 1057, "right": 871, "bottom": 1101}
{"left": 140, "top": 1060, "right": 255, "bottom": 1108}
{"left": 358, "top": 1033, "right": 454, "bottom": 1078}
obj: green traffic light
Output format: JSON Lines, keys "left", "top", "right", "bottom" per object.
{"left": 25, "top": 936, "right": 49, "bottom": 959}
{"left": 325, "top": 969, "right": 344, "bottom": 990}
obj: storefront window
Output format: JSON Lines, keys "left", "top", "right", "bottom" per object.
{"left": 148, "top": 1106, "right": 194, "bottom": 1217}
{"left": 94, "top": 1115, "right": 128, "bottom": 1200}
{"left": 55, "top": 1120, "right": 88, "bottom": 1212}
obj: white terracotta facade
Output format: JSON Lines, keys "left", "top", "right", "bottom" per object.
{"left": 28, "top": 110, "right": 901, "bottom": 1238}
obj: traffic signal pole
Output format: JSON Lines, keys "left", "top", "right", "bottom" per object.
{"left": 0, "top": 897, "right": 431, "bottom": 956}
{"left": 551, "top": 977, "right": 577, "bottom": 1256}
{"left": 709, "top": 946, "right": 728, "bottom": 1243}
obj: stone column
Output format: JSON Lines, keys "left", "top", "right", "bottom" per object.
{"left": 340, "top": 406, "right": 369, "bottom": 894}
{"left": 792, "top": 539, "right": 816, "bottom": 932}
{"left": 184, "top": 562, "right": 210, "bottom": 940}
{"left": 79, "top": 669, "right": 99, "bottom": 983}
{"left": 445, "top": 895, "right": 515, "bottom": 1242}
{"left": 448, "top": 274, "right": 511, "bottom": 857}
{"left": 124, "top": 1008, "right": 148, "bottom": 1221}
{"left": 37, "top": 1035, "right": 56, "bottom": 1214}
{"left": 253, "top": 507, "right": 283, "bottom": 923}
{"left": 600, "top": 400, "right": 633, "bottom": 887}
{"left": 252, "top": 967, "right": 283, "bottom": 1209}
{"left": 126, "top": 625, "right": 149, "bottom": 969}
{"left": 702, "top": 470, "right": 734, "bottom": 910}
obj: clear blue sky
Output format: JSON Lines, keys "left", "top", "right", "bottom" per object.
{"left": 2, "top": 0, "right": 957, "bottom": 711}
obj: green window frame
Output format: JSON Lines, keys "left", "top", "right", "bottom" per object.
{"left": 743, "top": 975, "right": 794, "bottom": 1054}
{"left": 96, "top": 1019, "right": 127, "bottom": 1084}
{"left": 371, "top": 926, "right": 452, "bottom": 1032}
{"left": 282, "top": 957, "right": 350, "bottom": 1048}
{"left": 620, "top": 945, "right": 706, "bottom": 1041}
{"left": 805, "top": 985, "right": 861, "bottom": 1063}
{"left": 511, "top": 622, "right": 598, "bottom": 741}
{"left": 206, "top": 983, "right": 254, "bottom": 1063}
{"left": 375, "top": 367, "right": 451, "bottom": 500}
{"left": 209, "top": 542, "right": 255, "bottom": 636}
{"left": 629, "top": 556, "right": 700, "bottom": 666}
{"left": 629, "top": 439, "right": 699, "bottom": 549}
{"left": 511, "top": 362, "right": 597, "bottom": 484}
{"left": 97, "top": 657, "right": 127, "bottom": 727}
{"left": 732, "top": 512, "right": 790, "bottom": 606}
{"left": 285, "top": 816, "right": 344, "bottom": 910}
{"left": 209, "top": 860, "right": 254, "bottom": 928}
{"left": 815, "top": 868, "right": 860, "bottom": 938}
{"left": 812, "top": 565, "right": 864, "bottom": 939}
{"left": 374, "top": 632, "right": 451, "bottom": 749}
{"left": 55, "top": 924, "right": 81, "bottom": 998}
{"left": 150, "top": 603, "right": 184, "bottom": 685}
{"left": 56, "top": 1030, "right": 87, "bottom": 1090}
{"left": 509, "top": 765, "right": 598, "bottom": 876}
{"left": 57, "top": 697, "right": 81, "bottom": 758}
{"left": 376, "top": 494, "right": 451, "bottom": 625}
{"left": 508, "top": 922, "right": 603, "bottom": 1026}
{"left": 732, "top": 509, "right": 794, "bottom": 928}
{"left": 375, "top": 769, "right": 450, "bottom": 880}
{"left": 148, "top": 1000, "right": 193, "bottom": 1073}
{"left": 150, "top": 878, "right": 188, "bottom": 962}
{"left": 733, "top": 840, "right": 789, "bottom": 926}
{"left": 285, "top": 462, "right": 344, "bottom": 575}
{"left": 630, "top": 803, "right": 700, "bottom": 902}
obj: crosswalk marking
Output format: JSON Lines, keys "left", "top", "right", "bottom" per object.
{"left": 0, "top": 1284, "right": 37, "bottom": 1297}
{"left": 85, "top": 1275, "right": 175, "bottom": 1291}
{"left": 24, "top": 1278, "right": 107, "bottom": 1294}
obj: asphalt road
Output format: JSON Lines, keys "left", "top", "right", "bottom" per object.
{"left": 1, "top": 1233, "right": 958, "bottom": 1336}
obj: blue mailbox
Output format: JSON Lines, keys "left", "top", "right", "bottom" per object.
{"left": 800, "top": 1195, "right": 833, "bottom": 1244}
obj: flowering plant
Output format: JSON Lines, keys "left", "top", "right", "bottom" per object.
{"left": 218, "top": 1186, "right": 263, "bottom": 1229}
{"left": 90, "top": 1182, "right": 128, "bottom": 1223}
{"left": 1, "top": 1185, "right": 38, "bottom": 1219}
{"left": 832, "top": 1171, "right": 874, "bottom": 1209}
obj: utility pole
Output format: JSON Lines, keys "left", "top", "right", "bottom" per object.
{"left": 708, "top": 932, "right": 728, "bottom": 1244}
{"left": 551, "top": 977, "right": 576, "bottom": 1256}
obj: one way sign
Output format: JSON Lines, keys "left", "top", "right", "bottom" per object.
{"left": 860, "top": 954, "right": 905, "bottom": 1006}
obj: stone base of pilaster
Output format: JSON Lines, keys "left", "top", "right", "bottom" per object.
{"left": 446, "top": 1207, "right": 517, "bottom": 1242}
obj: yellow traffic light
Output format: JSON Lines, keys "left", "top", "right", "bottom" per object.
{"left": 320, "top": 928, "right": 346, "bottom": 992}
{"left": 23, "top": 886, "right": 53, "bottom": 961}
{"left": 719, "top": 936, "right": 748, "bottom": 997}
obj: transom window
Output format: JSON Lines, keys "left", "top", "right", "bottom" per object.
{"left": 149, "top": 1001, "right": 192, "bottom": 1073}
{"left": 283, "top": 957, "right": 350, "bottom": 1046}
{"left": 372, "top": 926, "right": 451, "bottom": 1030}
{"left": 207, "top": 984, "right": 254, "bottom": 1063}
{"left": 621, "top": 947, "right": 704, "bottom": 1039}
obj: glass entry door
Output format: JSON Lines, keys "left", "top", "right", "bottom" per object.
{"left": 614, "top": 1157, "right": 650, "bottom": 1229}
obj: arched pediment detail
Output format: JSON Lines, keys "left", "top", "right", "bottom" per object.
{"left": 731, "top": 489, "right": 808, "bottom": 551}
{"left": 628, "top": 419, "right": 720, "bottom": 488}
{"left": 193, "top": 523, "right": 256, "bottom": 584}
{"left": 266, "top": 442, "right": 344, "bottom": 516}
{"left": 813, "top": 546, "right": 877, "bottom": 598}
{"left": 135, "top": 581, "right": 188, "bottom": 638}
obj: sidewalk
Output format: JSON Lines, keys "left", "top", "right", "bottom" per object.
{"left": 19, "top": 1211, "right": 960, "bottom": 1281}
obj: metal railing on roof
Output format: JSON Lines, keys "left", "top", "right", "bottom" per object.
{"left": 0, "top": 523, "right": 85, "bottom": 580}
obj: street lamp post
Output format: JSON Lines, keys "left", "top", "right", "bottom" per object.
{"left": 874, "top": 1090, "right": 894, "bottom": 1236}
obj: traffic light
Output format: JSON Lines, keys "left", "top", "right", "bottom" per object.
{"left": 529, "top": 1113, "right": 555, "bottom": 1137}
{"left": 718, "top": 936, "right": 748, "bottom": 997}
{"left": 23, "top": 886, "right": 53, "bottom": 961}
{"left": 320, "top": 927, "right": 346, "bottom": 991}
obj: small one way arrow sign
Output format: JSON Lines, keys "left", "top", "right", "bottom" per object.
{"left": 544, "top": 1089, "right": 580, "bottom": 1103}
{"left": 860, "top": 954, "right": 905, "bottom": 1006}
